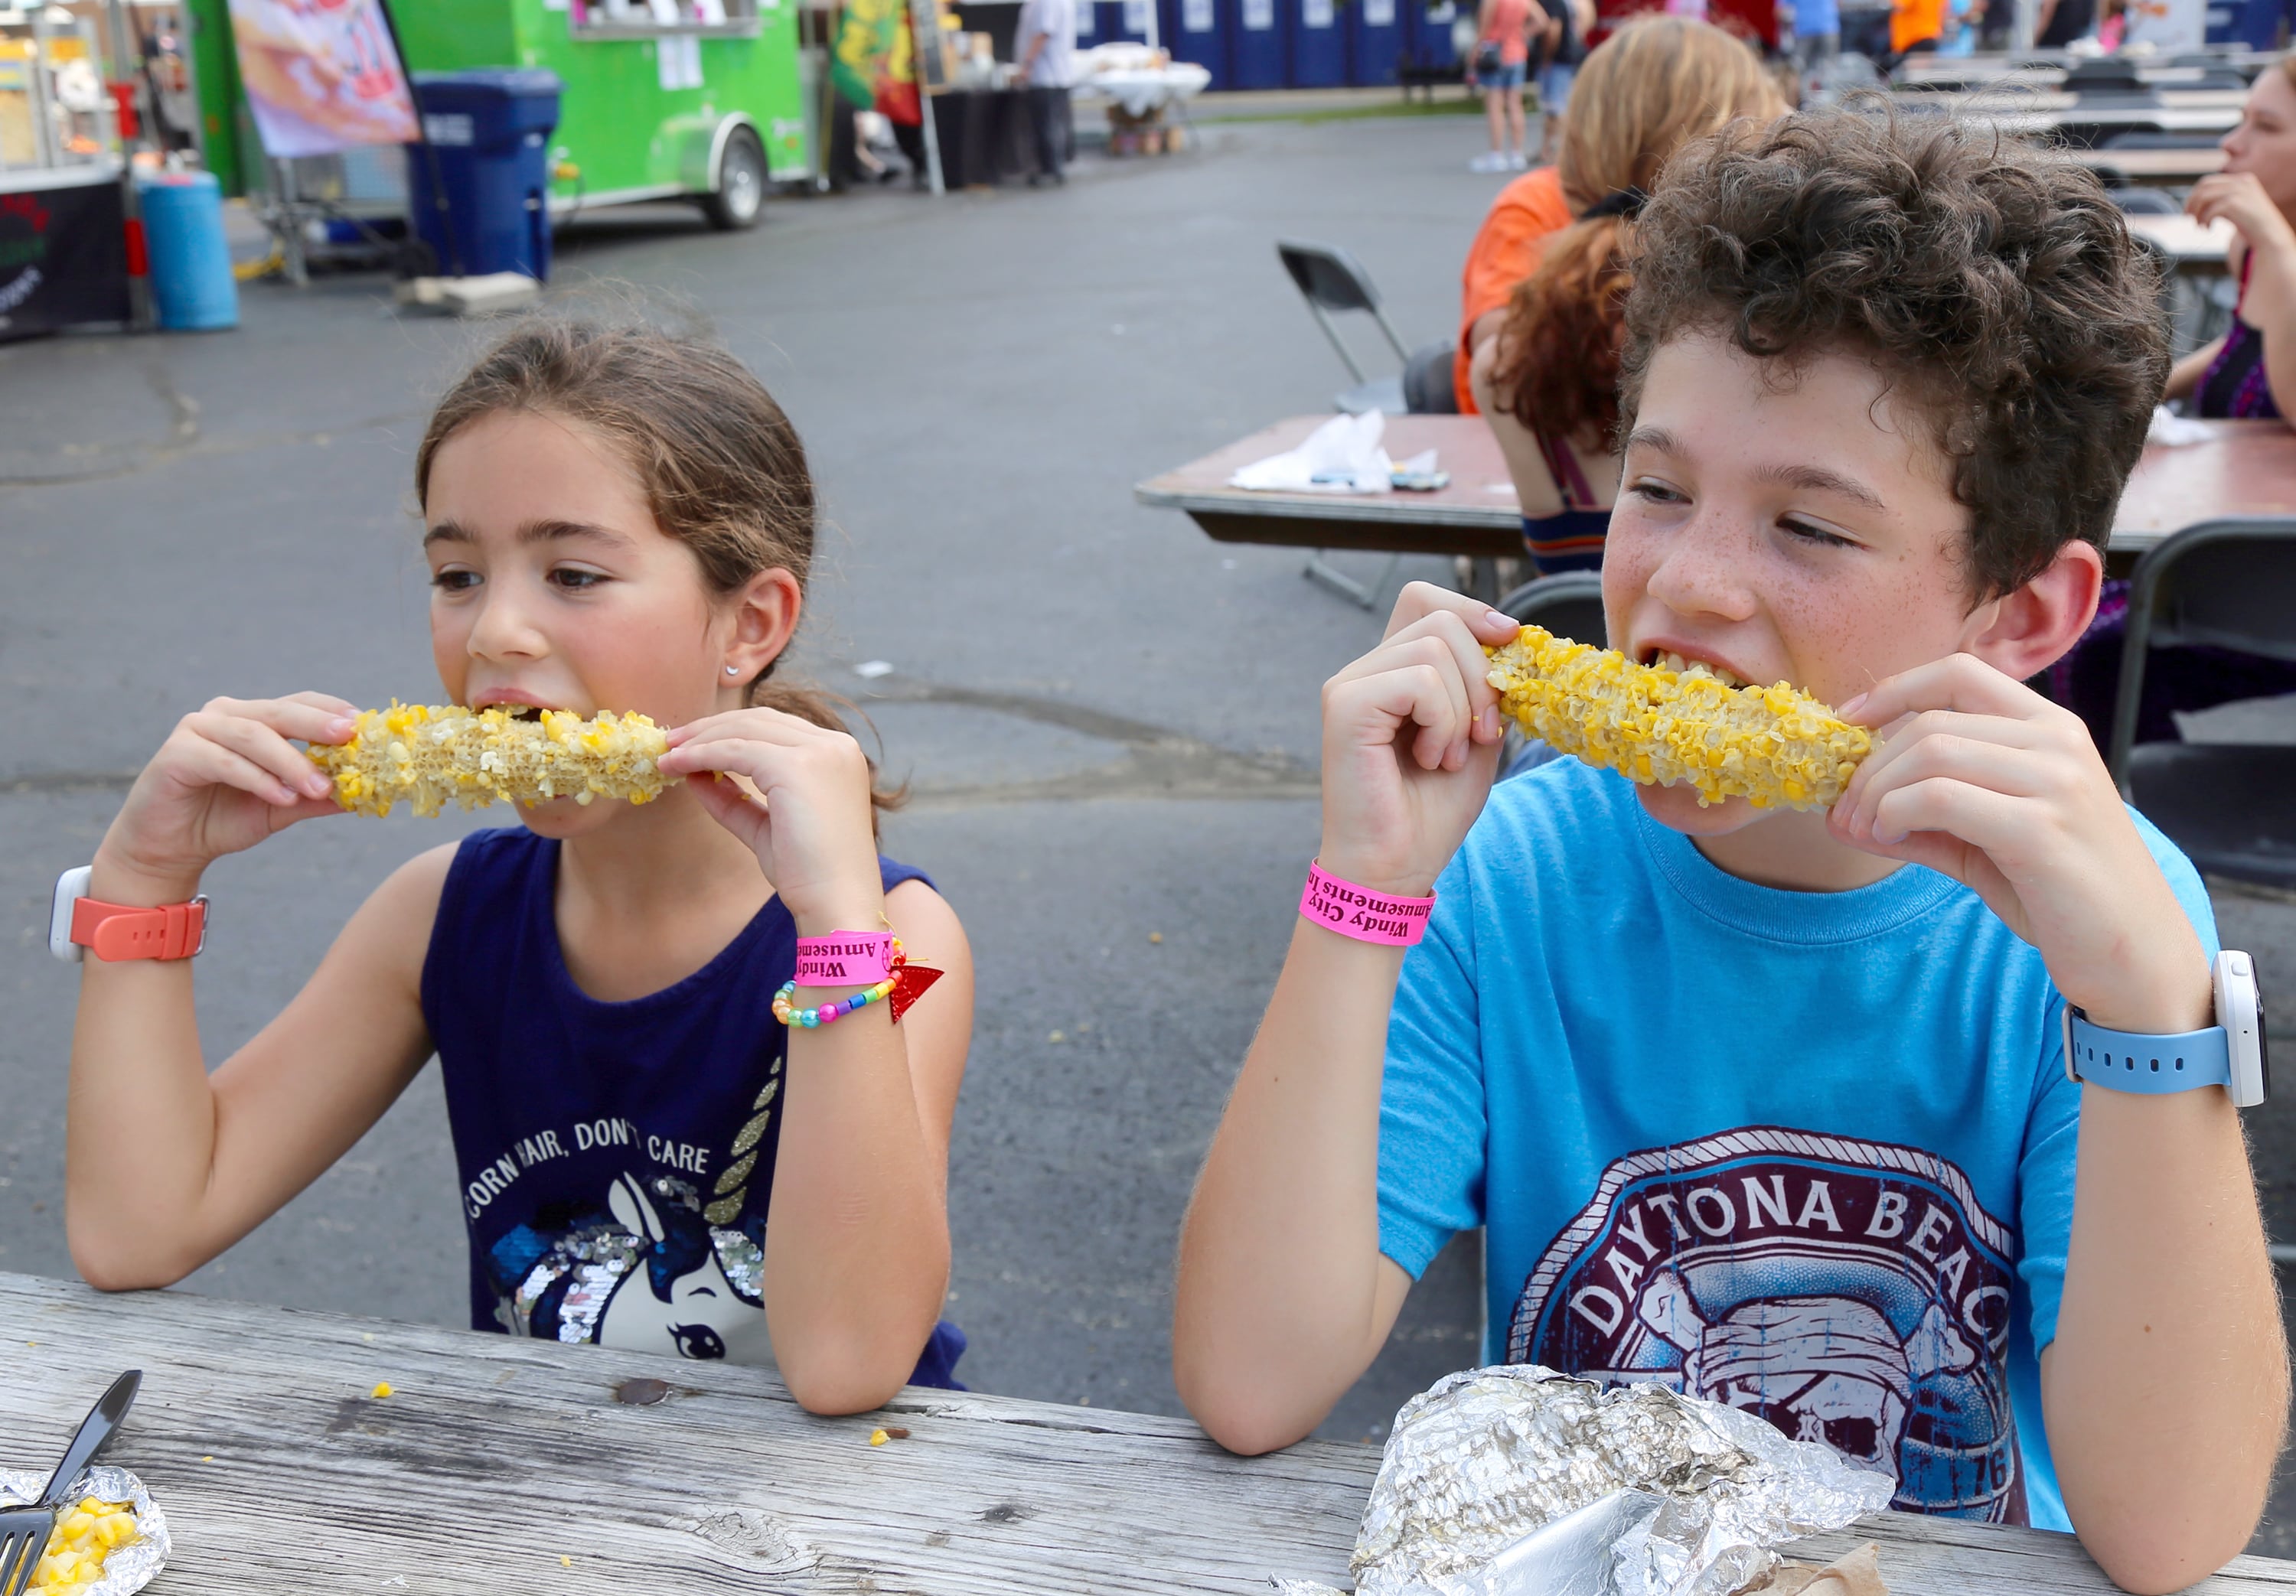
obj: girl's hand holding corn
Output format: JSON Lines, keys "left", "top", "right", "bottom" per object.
{"left": 93, "top": 692, "right": 357, "bottom": 903}
{"left": 1318, "top": 582, "right": 1522, "bottom": 900}
{"left": 656, "top": 706, "right": 885, "bottom": 933}
{"left": 1830, "top": 653, "right": 2212, "bottom": 1035}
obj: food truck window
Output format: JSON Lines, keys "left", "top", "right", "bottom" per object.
{"left": 569, "top": 0, "right": 764, "bottom": 36}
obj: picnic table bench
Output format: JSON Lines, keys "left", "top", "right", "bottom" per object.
{"left": 4, "top": 1270, "right": 2294, "bottom": 1592}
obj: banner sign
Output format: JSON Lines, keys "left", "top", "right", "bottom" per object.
{"left": 0, "top": 174, "right": 131, "bottom": 344}
{"left": 831, "top": 0, "right": 915, "bottom": 116}
{"left": 227, "top": 0, "right": 419, "bottom": 158}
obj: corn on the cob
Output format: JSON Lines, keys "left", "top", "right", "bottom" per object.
{"left": 307, "top": 702, "right": 677, "bottom": 818}
{"left": 1485, "top": 626, "right": 1871, "bottom": 810}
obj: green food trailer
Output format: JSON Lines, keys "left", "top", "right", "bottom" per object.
{"left": 188, "top": 0, "right": 815, "bottom": 228}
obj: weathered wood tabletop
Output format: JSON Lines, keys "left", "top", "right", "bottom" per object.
{"left": 4, "top": 1271, "right": 2293, "bottom": 1593}
{"left": 1138, "top": 416, "right": 2296, "bottom": 565}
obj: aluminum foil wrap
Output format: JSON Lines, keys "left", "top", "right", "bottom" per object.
{"left": 0, "top": 1467, "right": 170, "bottom": 1596}
{"left": 1280, "top": 1365, "right": 1892, "bottom": 1596}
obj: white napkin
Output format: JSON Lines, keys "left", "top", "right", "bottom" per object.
{"left": 2148, "top": 406, "right": 2214, "bottom": 447}
{"left": 1231, "top": 412, "right": 1394, "bottom": 494}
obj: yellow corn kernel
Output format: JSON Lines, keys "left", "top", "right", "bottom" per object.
{"left": 306, "top": 705, "right": 678, "bottom": 818}
{"left": 1484, "top": 626, "right": 1872, "bottom": 811}
{"left": 27, "top": 1498, "right": 140, "bottom": 1592}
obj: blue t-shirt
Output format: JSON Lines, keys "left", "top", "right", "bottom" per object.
{"left": 1792, "top": 0, "right": 1840, "bottom": 35}
{"left": 422, "top": 827, "right": 964, "bottom": 1385}
{"left": 1378, "top": 759, "right": 2216, "bottom": 1533}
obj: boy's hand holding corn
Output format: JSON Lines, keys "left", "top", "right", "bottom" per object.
{"left": 656, "top": 707, "right": 886, "bottom": 934}
{"left": 1318, "top": 584, "right": 1521, "bottom": 901}
{"left": 93, "top": 692, "right": 356, "bottom": 905}
{"left": 1831, "top": 653, "right": 2213, "bottom": 1034}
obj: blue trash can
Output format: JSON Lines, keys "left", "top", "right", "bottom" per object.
{"left": 1291, "top": 0, "right": 1346, "bottom": 83}
{"left": 1229, "top": 0, "right": 1287, "bottom": 86}
{"left": 1163, "top": 0, "right": 1229, "bottom": 85}
{"left": 404, "top": 68, "right": 561, "bottom": 281}
{"left": 137, "top": 171, "right": 238, "bottom": 331}
{"left": 1349, "top": 0, "right": 1406, "bottom": 83}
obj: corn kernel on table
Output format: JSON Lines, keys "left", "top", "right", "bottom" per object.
{"left": 4, "top": 1272, "right": 2294, "bottom": 1594}
{"left": 1138, "top": 416, "right": 2296, "bottom": 575}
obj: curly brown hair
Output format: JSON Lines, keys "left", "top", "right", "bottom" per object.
{"left": 1621, "top": 109, "right": 2168, "bottom": 598}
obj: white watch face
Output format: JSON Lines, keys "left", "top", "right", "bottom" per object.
{"left": 49, "top": 864, "right": 93, "bottom": 964}
{"left": 2219, "top": 949, "right": 2268, "bottom": 1109}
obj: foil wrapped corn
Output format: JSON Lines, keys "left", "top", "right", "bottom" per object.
{"left": 1486, "top": 627, "right": 1871, "bottom": 812}
{"left": 29, "top": 1498, "right": 141, "bottom": 1592}
{"left": 308, "top": 703, "right": 677, "bottom": 817}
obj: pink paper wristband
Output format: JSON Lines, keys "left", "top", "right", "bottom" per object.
{"left": 1298, "top": 860, "right": 1436, "bottom": 947}
{"left": 794, "top": 931, "right": 895, "bottom": 987}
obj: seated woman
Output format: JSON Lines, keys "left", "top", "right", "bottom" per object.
{"left": 1471, "top": 16, "right": 1783, "bottom": 574}
{"left": 2055, "top": 59, "right": 2296, "bottom": 745}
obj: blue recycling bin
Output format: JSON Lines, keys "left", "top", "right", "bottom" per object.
{"left": 1349, "top": 0, "right": 1406, "bottom": 83}
{"left": 1163, "top": 0, "right": 1231, "bottom": 86}
{"left": 1229, "top": 0, "right": 1287, "bottom": 85}
{"left": 1291, "top": 0, "right": 1346, "bottom": 83}
{"left": 1406, "top": 0, "right": 1463, "bottom": 70}
{"left": 404, "top": 69, "right": 561, "bottom": 282}
{"left": 137, "top": 171, "right": 238, "bottom": 331}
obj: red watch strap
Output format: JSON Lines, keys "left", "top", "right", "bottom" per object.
{"left": 71, "top": 897, "right": 207, "bottom": 961}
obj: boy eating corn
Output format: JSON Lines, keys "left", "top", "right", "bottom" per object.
{"left": 1174, "top": 113, "right": 2286, "bottom": 1593}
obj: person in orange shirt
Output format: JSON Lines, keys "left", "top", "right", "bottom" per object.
{"left": 1889, "top": 0, "right": 1945, "bottom": 59}
{"left": 1469, "top": 18, "right": 1782, "bottom": 572}
{"left": 1453, "top": 16, "right": 1782, "bottom": 416}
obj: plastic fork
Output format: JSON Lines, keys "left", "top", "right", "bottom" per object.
{"left": 0, "top": 1371, "right": 141, "bottom": 1596}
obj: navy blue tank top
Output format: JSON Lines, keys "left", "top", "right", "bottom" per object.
{"left": 421, "top": 827, "right": 964, "bottom": 1385}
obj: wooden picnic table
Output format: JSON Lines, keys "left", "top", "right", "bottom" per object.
{"left": 2073, "top": 145, "right": 2226, "bottom": 182}
{"left": 3, "top": 1270, "right": 2294, "bottom": 1593}
{"left": 1137, "top": 415, "right": 2296, "bottom": 570}
{"left": 2128, "top": 210, "right": 2236, "bottom": 266}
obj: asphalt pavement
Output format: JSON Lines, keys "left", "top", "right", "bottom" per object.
{"left": 5, "top": 111, "right": 2296, "bottom": 1547}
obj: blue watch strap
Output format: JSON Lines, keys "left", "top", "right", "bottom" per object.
{"left": 2066, "top": 1008, "right": 2232, "bottom": 1094}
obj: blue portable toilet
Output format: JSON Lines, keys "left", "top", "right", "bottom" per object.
{"left": 1163, "top": 0, "right": 1230, "bottom": 86}
{"left": 1406, "top": 0, "right": 1463, "bottom": 71}
{"left": 1291, "top": 0, "right": 1346, "bottom": 83}
{"left": 1094, "top": 0, "right": 1156, "bottom": 40}
{"left": 1229, "top": 0, "right": 1287, "bottom": 86}
{"left": 1349, "top": 0, "right": 1406, "bottom": 83}
{"left": 2212, "top": 0, "right": 2289, "bottom": 46}
{"left": 137, "top": 171, "right": 238, "bottom": 331}
{"left": 405, "top": 69, "right": 561, "bottom": 281}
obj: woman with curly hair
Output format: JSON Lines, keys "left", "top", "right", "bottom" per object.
{"left": 1469, "top": 16, "right": 1782, "bottom": 575}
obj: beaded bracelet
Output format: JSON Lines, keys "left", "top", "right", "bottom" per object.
{"left": 773, "top": 973, "right": 900, "bottom": 1028}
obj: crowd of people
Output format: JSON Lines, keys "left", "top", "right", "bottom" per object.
{"left": 46, "top": 18, "right": 2296, "bottom": 1596}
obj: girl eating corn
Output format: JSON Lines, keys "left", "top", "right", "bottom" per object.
{"left": 59, "top": 321, "right": 974, "bottom": 1413}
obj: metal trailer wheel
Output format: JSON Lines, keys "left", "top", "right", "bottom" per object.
{"left": 702, "top": 125, "right": 767, "bottom": 231}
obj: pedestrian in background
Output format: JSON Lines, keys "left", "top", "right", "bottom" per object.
{"left": 1778, "top": 0, "right": 1838, "bottom": 84}
{"left": 1016, "top": 0, "right": 1077, "bottom": 186}
{"left": 1531, "top": 0, "right": 1591, "bottom": 163}
{"left": 1471, "top": 0, "right": 1547, "bottom": 173}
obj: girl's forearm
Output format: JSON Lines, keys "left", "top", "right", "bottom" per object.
{"left": 2046, "top": 1087, "right": 2286, "bottom": 1594}
{"left": 765, "top": 1003, "right": 951, "bottom": 1414}
{"left": 66, "top": 855, "right": 230, "bottom": 1288}
{"left": 1172, "top": 918, "right": 1407, "bottom": 1454}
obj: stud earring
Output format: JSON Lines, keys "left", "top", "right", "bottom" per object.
{"left": 726, "top": 665, "right": 740, "bottom": 676}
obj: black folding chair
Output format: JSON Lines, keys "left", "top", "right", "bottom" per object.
{"left": 2107, "top": 518, "right": 2296, "bottom": 890}
{"left": 1276, "top": 239, "right": 1412, "bottom": 417}
{"left": 1274, "top": 238, "right": 1456, "bottom": 609}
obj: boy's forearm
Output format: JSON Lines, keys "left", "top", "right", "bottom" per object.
{"left": 2047, "top": 1086, "right": 2287, "bottom": 1594}
{"left": 1173, "top": 918, "right": 1407, "bottom": 1454}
